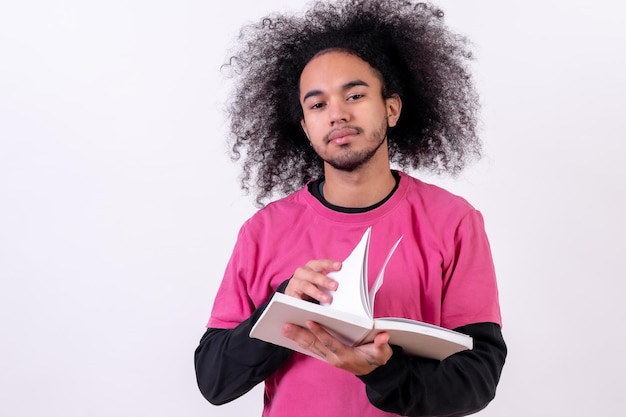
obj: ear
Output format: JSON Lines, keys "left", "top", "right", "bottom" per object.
{"left": 385, "top": 94, "right": 402, "bottom": 128}
{"left": 300, "top": 119, "right": 310, "bottom": 139}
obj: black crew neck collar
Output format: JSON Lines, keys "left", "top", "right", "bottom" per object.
{"left": 307, "top": 171, "right": 401, "bottom": 213}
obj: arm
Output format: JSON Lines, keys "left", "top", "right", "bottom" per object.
{"left": 358, "top": 322, "right": 507, "bottom": 417}
{"left": 194, "top": 281, "right": 293, "bottom": 405}
{"left": 195, "top": 258, "right": 342, "bottom": 405}
{"left": 283, "top": 318, "right": 505, "bottom": 416}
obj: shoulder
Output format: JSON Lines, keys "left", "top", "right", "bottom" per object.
{"left": 239, "top": 186, "right": 314, "bottom": 239}
{"left": 397, "top": 171, "right": 476, "bottom": 218}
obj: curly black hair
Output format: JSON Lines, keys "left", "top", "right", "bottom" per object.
{"left": 222, "top": 0, "right": 481, "bottom": 205}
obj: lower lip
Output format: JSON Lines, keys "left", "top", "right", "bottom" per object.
{"left": 329, "top": 135, "right": 355, "bottom": 145}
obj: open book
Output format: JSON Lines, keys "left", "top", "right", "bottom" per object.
{"left": 249, "top": 227, "right": 473, "bottom": 361}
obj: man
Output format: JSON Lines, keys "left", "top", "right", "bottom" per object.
{"left": 195, "top": 1, "right": 507, "bottom": 416}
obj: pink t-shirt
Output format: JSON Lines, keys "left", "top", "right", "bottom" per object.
{"left": 208, "top": 172, "right": 502, "bottom": 417}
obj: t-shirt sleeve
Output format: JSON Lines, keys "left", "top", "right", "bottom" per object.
{"left": 441, "top": 209, "right": 502, "bottom": 330}
{"left": 207, "top": 223, "right": 259, "bottom": 329}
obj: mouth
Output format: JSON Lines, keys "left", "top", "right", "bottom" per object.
{"left": 325, "top": 127, "right": 360, "bottom": 145}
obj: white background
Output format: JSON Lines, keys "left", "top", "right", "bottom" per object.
{"left": 1, "top": 1, "right": 624, "bottom": 416}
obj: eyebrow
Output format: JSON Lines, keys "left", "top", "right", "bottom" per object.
{"left": 302, "top": 79, "right": 370, "bottom": 102}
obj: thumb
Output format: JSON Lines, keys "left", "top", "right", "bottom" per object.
{"left": 373, "top": 332, "right": 390, "bottom": 347}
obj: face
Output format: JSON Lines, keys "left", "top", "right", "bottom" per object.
{"left": 299, "top": 51, "right": 401, "bottom": 172}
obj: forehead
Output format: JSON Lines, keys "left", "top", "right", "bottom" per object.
{"left": 299, "top": 51, "right": 383, "bottom": 97}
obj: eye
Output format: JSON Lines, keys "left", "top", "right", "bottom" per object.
{"left": 310, "top": 102, "right": 325, "bottom": 110}
{"left": 347, "top": 93, "right": 364, "bottom": 101}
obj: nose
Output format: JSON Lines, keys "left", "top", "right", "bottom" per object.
{"left": 328, "top": 99, "right": 349, "bottom": 125}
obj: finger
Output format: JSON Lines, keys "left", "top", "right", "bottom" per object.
{"left": 304, "top": 259, "right": 342, "bottom": 274}
{"left": 282, "top": 323, "right": 326, "bottom": 357}
{"left": 285, "top": 260, "right": 341, "bottom": 302}
{"left": 306, "top": 321, "right": 338, "bottom": 348}
{"left": 285, "top": 276, "right": 333, "bottom": 303}
{"left": 300, "top": 259, "right": 341, "bottom": 290}
{"left": 305, "top": 321, "right": 343, "bottom": 357}
{"left": 305, "top": 323, "right": 391, "bottom": 374}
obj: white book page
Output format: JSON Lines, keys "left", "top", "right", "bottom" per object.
{"left": 366, "top": 235, "right": 403, "bottom": 313}
{"left": 372, "top": 318, "right": 473, "bottom": 360}
{"left": 324, "top": 228, "right": 372, "bottom": 320}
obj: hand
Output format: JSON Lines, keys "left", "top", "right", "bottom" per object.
{"left": 282, "top": 321, "right": 393, "bottom": 376}
{"left": 285, "top": 259, "right": 341, "bottom": 304}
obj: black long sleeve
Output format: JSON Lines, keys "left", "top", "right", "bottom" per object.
{"left": 194, "top": 281, "right": 293, "bottom": 405}
{"left": 196, "top": 311, "right": 505, "bottom": 415}
{"left": 358, "top": 322, "right": 507, "bottom": 417}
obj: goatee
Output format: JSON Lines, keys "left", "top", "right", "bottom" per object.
{"left": 321, "top": 120, "right": 389, "bottom": 172}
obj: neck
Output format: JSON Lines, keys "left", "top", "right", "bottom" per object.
{"left": 322, "top": 164, "right": 396, "bottom": 208}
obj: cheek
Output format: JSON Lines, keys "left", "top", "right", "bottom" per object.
{"left": 301, "top": 117, "right": 324, "bottom": 138}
